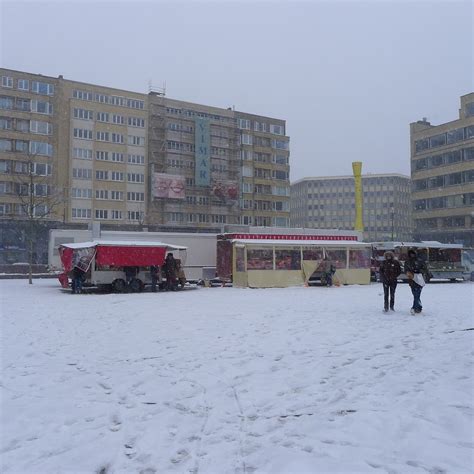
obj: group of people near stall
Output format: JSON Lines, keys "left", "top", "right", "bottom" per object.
{"left": 71, "top": 252, "right": 186, "bottom": 294}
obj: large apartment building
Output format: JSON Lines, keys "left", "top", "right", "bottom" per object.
{"left": 291, "top": 174, "right": 412, "bottom": 241}
{"left": 0, "top": 67, "right": 290, "bottom": 263}
{"left": 410, "top": 93, "right": 474, "bottom": 246}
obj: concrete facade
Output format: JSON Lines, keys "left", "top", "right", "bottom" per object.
{"left": 291, "top": 174, "right": 412, "bottom": 242}
{"left": 0, "top": 67, "right": 290, "bottom": 262}
{"left": 410, "top": 93, "right": 474, "bottom": 246}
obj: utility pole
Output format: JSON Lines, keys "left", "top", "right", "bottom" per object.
{"left": 391, "top": 204, "right": 395, "bottom": 241}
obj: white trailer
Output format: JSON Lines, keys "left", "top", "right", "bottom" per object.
{"left": 49, "top": 229, "right": 217, "bottom": 282}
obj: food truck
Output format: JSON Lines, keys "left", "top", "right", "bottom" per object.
{"left": 217, "top": 232, "right": 372, "bottom": 288}
{"left": 58, "top": 240, "right": 187, "bottom": 292}
{"left": 371, "top": 241, "right": 466, "bottom": 281}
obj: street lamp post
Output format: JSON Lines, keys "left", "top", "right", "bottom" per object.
{"left": 391, "top": 205, "right": 395, "bottom": 241}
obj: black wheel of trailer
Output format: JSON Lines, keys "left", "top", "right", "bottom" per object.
{"left": 129, "top": 278, "right": 144, "bottom": 293}
{"left": 112, "top": 278, "right": 127, "bottom": 293}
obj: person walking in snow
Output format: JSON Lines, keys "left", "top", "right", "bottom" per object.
{"left": 404, "top": 249, "right": 432, "bottom": 314}
{"left": 379, "top": 251, "right": 401, "bottom": 312}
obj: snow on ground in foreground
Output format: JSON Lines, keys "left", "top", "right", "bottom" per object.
{"left": 1, "top": 280, "right": 473, "bottom": 474}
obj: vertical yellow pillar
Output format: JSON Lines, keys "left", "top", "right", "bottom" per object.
{"left": 352, "top": 161, "right": 364, "bottom": 232}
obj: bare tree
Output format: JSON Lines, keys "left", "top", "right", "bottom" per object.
{"left": 10, "top": 152, "right": 63, "bottom": 284}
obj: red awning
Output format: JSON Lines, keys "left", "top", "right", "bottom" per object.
{"left": 95, "top": 245, "right": 167, "bottom": 267}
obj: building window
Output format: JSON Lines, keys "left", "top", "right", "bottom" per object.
{"left": 32, "top": 81, "right": 54, "bottom": 96}
{"left": 127, "top": 154, "right": 145, "bottom": 164}
{"left": 0, "top": 117, "right": 12, "bottom": 130}
{"left": 95, "top": 170, "right": 108, "bottom": 180}
{"left": 241, "top": 134, "right": 252, "bottom": 145}
{"left": 72, "top": 208, "right": 91, "bottom": 219}
{"left": 127, "top": 172, "right": 144, "bottom": 183}
{"left": 113, "top": 114, "right": 125, "bottom": 124}
{"left": 96, "top": 131, "right": 109, "bottom": 141}
{"left": 73, "top": 90, "right": 93, "bottom": 101}
{"left": 111, "top": 133, "right": 124, "bottom": 144}
{"left": 111, "top": 152, "right": 124, "bottom": 162}
{"left": 74, "top": 128, "right": 93, "bottom": 140}
{"left": 447, "top": 128, "right": 464, "bottom": 144}
{"left": 111, "top": 171, "right": 124, "bottom": 181}
{"left": 0, "top": 96, "right": 14, "bottom": 109}
{"left": 127, "top": 191, "right": 145, "bottom": 202}
{"left": 95, "top": 209, "right": 108, "bottom": 219}
{"left": 111, "top": 210, "right": 123, "bottom": 220}
{"left": 1, "top": 76, "right": 13, "bottom": 88}
{"left": 74, "top": 108, "right": 94, "bottom": 120}
{"left": 73, "top": 148, "right": 93, "bottom": 160}
{"left": 273, "top": 139, "right": 289, "bottom": 150}
{"left": 30, "top": 141, "right": 53, "bottom": 156}
{"left": 238, "top": 119, "right": 250, "bottom": 129}
{"left": 96, "top": 151, "right": 109, "bottom": 161}
{"left": 128, "top": 210, "right": 142, "bottom": 221}
{"left": 96, "top": 112, "right": 109, "bottom": 122}
{"left": 18, "top": 79, "right": 29, "bottom": 91}
{"left": 429, "top": 133, "right": 446, "bottom": 148}
{"left": 72, "top": 188, "right": 92, "bottom": 199}
{"left": 111, "top": 191, "right": 123, "bottom": 200}
{"left": 95, "top": 189, "right": 108, "bottom": 200}
{"left": 73, "top": 168, "right": 92, "bottom": 179}
{"left": 31, "top": 100, "right": 53, "bottom": 114}
{"left": 128, "top": 135, "right": 145, "bottom": 146}
{"left": 270, "top": 124, "right": 284, "bottom": 135}
{"left": 128, "top": 117, "right": 145, "bottom": 128}
{"left": 30, "top": 120, "right": 52, "bottom": 135}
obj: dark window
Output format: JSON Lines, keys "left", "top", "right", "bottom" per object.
{"left": 447, "top": 128, "right": 464, "bottom": 144}
{"left": 415, "top": 138, "right": 429, "bottom": 153}
{"left": 447, "top": 172, "right": 462, "bottom": 186}
{"left": 465, "top": 125, "right": 474, "bottom": 139}
{"left": 429, "top": 154, "right": 444, "bottom": 167}
{"left": 414, "top": 158, "right": 427, "bottom": 170}
{"left": 446, "top": 150, "right": 462, "bottom": 164}
{"left": 427, "top": 176, "right": 444, "bottom": 188}
{"left": 464, "top": 147, "right": 474, "bottom": 161}
{"left": 429, "top": 134, "right": 446, "bottom": 148}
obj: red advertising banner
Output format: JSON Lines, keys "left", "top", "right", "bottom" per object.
{"left": 153, "top": 173, "right": 185, "bottom": 199}
{"left": 95, "top": 245, "right": 167, "bottom": 267}
{"left": 212, "top": 181, "right": 239, "bottom": 202}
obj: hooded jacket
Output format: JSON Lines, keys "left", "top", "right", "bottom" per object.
{"left": 379, "top": 251, "right": 402, "bottom": 284}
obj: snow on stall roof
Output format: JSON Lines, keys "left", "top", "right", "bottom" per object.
{"left": 59, "top": 240, "right": 187, "bottom": 250}
{"left": 372, "top": 241, "right": 463, "bottom": 249}
{"left": 231, "top": 239, "right": 371, "bottom": 247}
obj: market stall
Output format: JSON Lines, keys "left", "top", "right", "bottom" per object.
{"left": 217, "top": 234, "right": 372, "bottom": 288}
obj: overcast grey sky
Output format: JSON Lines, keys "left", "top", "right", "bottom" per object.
{"left": 1, "top": 0, "right": 473, "bottom": 180}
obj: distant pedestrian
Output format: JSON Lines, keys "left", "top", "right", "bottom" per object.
{"left": 71, "top": 266, "right": 85, "bottom": 294}
{"left": 404, "top": 249, "right": 432, "bottom": 314}
{"left": 379, "top": 251, "right": 401, "bottom": 312}
{"left": 163, "top": 253, "right": 178, "bottom": 291}
{"left": 322, "top": 257, "right": 336, "bottom": 287}
{"left": 150, "top": 265, "right": 159, "bottom": 292}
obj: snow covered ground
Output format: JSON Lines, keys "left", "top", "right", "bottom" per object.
{"left": 1, "top": 279, "right": 473, "bottom": 474}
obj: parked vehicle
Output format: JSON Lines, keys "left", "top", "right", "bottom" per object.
{"left": 58, "top": 240, "right": 186, "bottom": 292}
{"left": 371, "top": 241, "right": 467, "bottom": 281}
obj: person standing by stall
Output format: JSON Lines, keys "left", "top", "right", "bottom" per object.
{"left": 163, "top": 253, "right": 178, "bottom": 291}
{"left": 71, "top": 265, "right": 85, "bottom": 294}
{"left": 404, "top": 249, "right": 432, "bottom": 314}
{"left": 150, "top": 265, "right": 159, "bottom": 292}
{"left": 321, "top": 257, "right": 336, "bottom": 287}
{"left": 379, "top": 251, "right": 401, "bottom": 312}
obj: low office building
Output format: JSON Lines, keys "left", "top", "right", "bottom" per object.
{"left": 291, "top": 174, "right": 412, "bottom": 242}
{"left": 410, "top": 93, "right": 474, "bottom": 246}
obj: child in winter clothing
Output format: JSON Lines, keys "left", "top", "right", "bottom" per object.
{"left": 379, "top": 251, "right": 401, "bottom": 311}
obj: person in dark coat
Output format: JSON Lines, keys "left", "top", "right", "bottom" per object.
{"left": 321, "top": 257, "right": 336, "bottom": 287}
{"left": 163, "top": 253, "right": 178, "bottom": 291}
{"left": 71, "top": 266, "right": 85, "bottom": 294}
{"left": 404, "top": 249, "right": 432, "bottom": 314}
{"left": 379, "top": 251, "right": 401, "bottom": 311}
{"left": 150, "top": 265, "right": 159, "bottom": 292}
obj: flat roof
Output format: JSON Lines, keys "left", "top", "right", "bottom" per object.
{"left": 372, "top": 241, "right": 463, "bottom": 249}
{"left": 231, "top": 239, "right": 370, "bottom": 247}
{"left": 291, "top": 173, "right": 410, "bottom": 185}
{"left": 60, "top": 240, "right": 187, "bottom": 250}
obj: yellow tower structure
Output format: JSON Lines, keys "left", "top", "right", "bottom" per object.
{"left": 352, "top": 161, "right": 364, "bottom": 232}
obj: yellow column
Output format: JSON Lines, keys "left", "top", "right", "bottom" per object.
{"left": 352, "top": 161, "right": 364, "bottom": 232}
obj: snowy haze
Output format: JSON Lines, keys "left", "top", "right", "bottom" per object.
{"left": 1, "top": 0, "right": 473, "bottom": 180}
{"left": 1, "top": 280, "right": 473, "bottom": 472}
